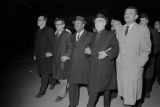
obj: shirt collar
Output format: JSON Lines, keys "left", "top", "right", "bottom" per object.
{"left": 77, "top": 29, "right": 84, "bottom": 36}
{"left": 39, "top": 25, "right": 45, "bottom": 29}
{"left": 125, "top": 23, "right": 135, "bottom": 29}
{"left": 55, "top": 30, "right": 64, "bottom": 35}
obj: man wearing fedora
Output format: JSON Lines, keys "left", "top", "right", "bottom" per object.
{"left": 85, "top": 13, "right": 119, "bottom": 107}
{"left": 68, "top": 16, "right": 93, "bottom": 107}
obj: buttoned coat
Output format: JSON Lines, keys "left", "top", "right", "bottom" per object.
{"left": 116, "top": 23, "right": 151, "bottom": 105}
{"left": 54, "top": 30, "right": 72, "bottom": 80}
{"left": 34, "top": 26, "right": 55, "bottom": 75}
{"left": 88, "top": 29, "right": 119, "bottom": 92}
{"left": 69, "top": 30, "right": 93, "bottom": 84}
{"left": 144, "top": 26, "right": 160, "bottom": 78}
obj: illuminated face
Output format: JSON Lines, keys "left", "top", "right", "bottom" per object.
{"left": 124, "top": 9, "right": 138, "bottom": 23}
{"left": 74, "top": 20, "right": 84, "bottom": 32}
{"left": 37, "top": 16, "right": 46, "bottom": 27}
{"left": 55, "top": 20, "right": 65, "bottom": 31}
{"left": 95, "top": 20, "right": 105, "bottom": 32}
{"left": 154, "top": 21, "right": 160, "bottom": 30}
{"left": 140, "top": 18, "right": 148, "bottom": 26}
{"left": 111, "top": 19, "right": 121, "bottom": 31}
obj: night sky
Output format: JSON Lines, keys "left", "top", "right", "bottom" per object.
{"left": 1, "top": 0, "right": 160, "bottom": 60}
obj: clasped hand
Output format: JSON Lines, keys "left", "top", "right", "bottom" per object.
{"left": 45, "top": 52, "right": 52, "bottom": 57}
{"left": 98, "top": 51, "right": 108, "bottom": 59}
{"left": 85, "top": 47, "right": 91, "bottom": 54}
{"left": 61, "top": 56, "right": 70, "bottom": 62}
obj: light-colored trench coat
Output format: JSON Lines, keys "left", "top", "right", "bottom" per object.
{"left": 116, "top": 23, "right": 151, "bottom": 105}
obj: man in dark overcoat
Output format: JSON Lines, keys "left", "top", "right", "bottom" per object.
{"left": 34, "top": 16, "right": 58, "bottom": 98}
{"left": 154, "top": 20, "right": 160, "bottom": 85}
{"left": 140, "top": 13, "right": 160, "bottom": 98}
{"left": 86, "top": 13, "right": 119, "bottom": 107}
{"left": 68, "top": 16, "right": 93, "bottom": 107}
{"left": 53, "top": 18, "right": 72, "bottom": 102}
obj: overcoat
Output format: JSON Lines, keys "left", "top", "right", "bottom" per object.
{"left": 144, "top": 26, "right": 160, "bottom": 78}
{"left": 54, "top": 30, "right": 72, "bottom": 79}
{"left": 116, "top": 23, "right": 151, "bottom": 105}
{"left": 88, "top": 29, "right": 119, "bottom": 92}
{"left": 34, "top": 26, "right": 55, "bottom": 75}
{"left": 69, "top": 30, "right": 93, "bottom": 84}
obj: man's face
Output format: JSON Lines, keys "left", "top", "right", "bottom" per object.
{"left": 55, "top": 20, "right": 65, "bottom": 31}
{"left": 124, "top": 9, "right": 138, "bottom": 23}
{"left": 37, "top": 16, "right": 46, "bottom": 27}
{"left": 154, "top": 21, "right": 160, "bottom": 30}
{"left": 95, "top": 20, "right": 105, "bottom": 32}
{"left": 74, "top": 20, "right": 84, "bottom": 32}
{"left": 111, "top": 19, "right": 121, "bottom": 31}
{"left": 140, "top": 18, "right": 148, "bottom": 26}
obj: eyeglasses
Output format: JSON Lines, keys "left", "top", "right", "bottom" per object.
{"left": 38, "top": 19, "right": 44, "bottom": 21}
{"left": 55, "top": 24, "right": 63, "bottom": 26}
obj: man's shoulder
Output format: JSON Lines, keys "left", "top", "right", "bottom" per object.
{"left": 62, "top": 30, "right": 72, "bottom": 37}
{"left": 135, "top": 23, "right": 147, "bottom": 30}
{"left": 45, "top": 26, "right": 54, "bottom": 32}
{"left": 103, "top": 29, "right": 115, "bottom": 37}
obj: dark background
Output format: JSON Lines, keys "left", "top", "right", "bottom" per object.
{"left": 1, "top": 0, "right": 160, "bottom": 61}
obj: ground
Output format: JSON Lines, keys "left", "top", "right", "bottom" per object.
{"left": 2, "top": 58, "right": 160, "bottom": 107}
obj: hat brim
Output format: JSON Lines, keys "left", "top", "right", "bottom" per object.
{"left": 72, "top": 20, "right": 87, "bottom": 24}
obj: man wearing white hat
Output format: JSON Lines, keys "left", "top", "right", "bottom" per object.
{"left": 86, "top": 13, "right": 119, "bottom": 107}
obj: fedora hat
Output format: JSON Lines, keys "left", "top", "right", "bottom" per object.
{"left": 93, "top": 13, "right": 108, "bottom": 23}
{"left": 72, "top": 16, "right": 87, "bottom": 24}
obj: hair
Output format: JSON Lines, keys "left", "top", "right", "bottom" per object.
{"left": 39, "top": 15, "right": 48, "bottom": 22}
{"left": 126, "top": 6, "right": 138, "bottom": 15}
{"left": 140, "top": 13, "right": 149, "bottom": 20}
{"left": 54, "top": 18, "right": 65, "bottom": 24}
{"left": 154, "top": 20, "right": 160, "bottom": 24}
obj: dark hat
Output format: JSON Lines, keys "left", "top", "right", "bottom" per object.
{"left": 93, "top": 13, "right": 108, "bottom": 23}
{"left": 72, "top": 16, "right": 87, "bottom": 24}
{"left": 140, "top": 13, "right": 149, "bottom": 20}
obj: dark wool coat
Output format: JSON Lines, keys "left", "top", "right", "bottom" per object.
{"left": 54, "top": 30, "right": 72, "bottom": 80}
{"left": 69, "top": 30, "right": 93, "bottom": 84}
{"left": 88, "top": 29, "right": 119, "bottom": 92}
{"left": 34, "top": 26, "right": 55, "bottom": 75}
{"left": 144, "top": 26, "right": 160, "bottom": 78}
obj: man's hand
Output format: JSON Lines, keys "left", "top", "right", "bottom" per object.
{"left": 98, "top": 51, "right": 108, "bottom": 59}
{"left": 85, "top": 47, "right": 91, "bottom": 55}
{"left": 34, "top": 55, "right": 36, "bottom": 60}
{"left": 45, "top": 52, "right": 52, "bottom": 57}
{"left": 61, "top": 56, "right": 70, "bottom": 62}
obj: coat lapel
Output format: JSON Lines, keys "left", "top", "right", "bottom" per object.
{"left": 75, "top": 30, "right": 87, "bottom": 46}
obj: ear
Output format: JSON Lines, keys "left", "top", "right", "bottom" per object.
{"left": 63, "top": 24, "right": 65, "bottom": 27}
{"left": 135, "top": 14, "right": 138, "bottom": 20}
{"left": 103, "top": 21, "right": 107, "bottom": 26}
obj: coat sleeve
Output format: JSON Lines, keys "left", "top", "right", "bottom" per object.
{"left": 139, "top": 27, "right": 151, "bottom": 67}
{"left": 63, "top": 32, "right": 72, "bottom": 58}
{"left": 152, "top": 28, "right": 160, "bottom": 55}
{"left": 34, "top": 31, "right": 38, "bottom": 56}
{"left": 107, "top": 33, "right": 119, "bottom": 60}
{"left": 47, "top": 28, "right": 55, "bottom": 54}
{"left": 85, "top": 32, "right": 95, "bottom": 49}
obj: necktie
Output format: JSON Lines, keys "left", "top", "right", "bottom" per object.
{"left": 56, "top": 32, "right": 60, "bottom": 37}
{"left": 125, "top": 26, "right": 129, "bottom": 36}
{"left": 77, "top": 33, "right": 80, "bottom": 41}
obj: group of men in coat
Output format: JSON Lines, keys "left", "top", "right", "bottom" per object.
{"left": 34, "top": 14, "right": 119, "bottom": 107}
{"left": 34, "top": 6, "right": 152, "bottom": 107}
